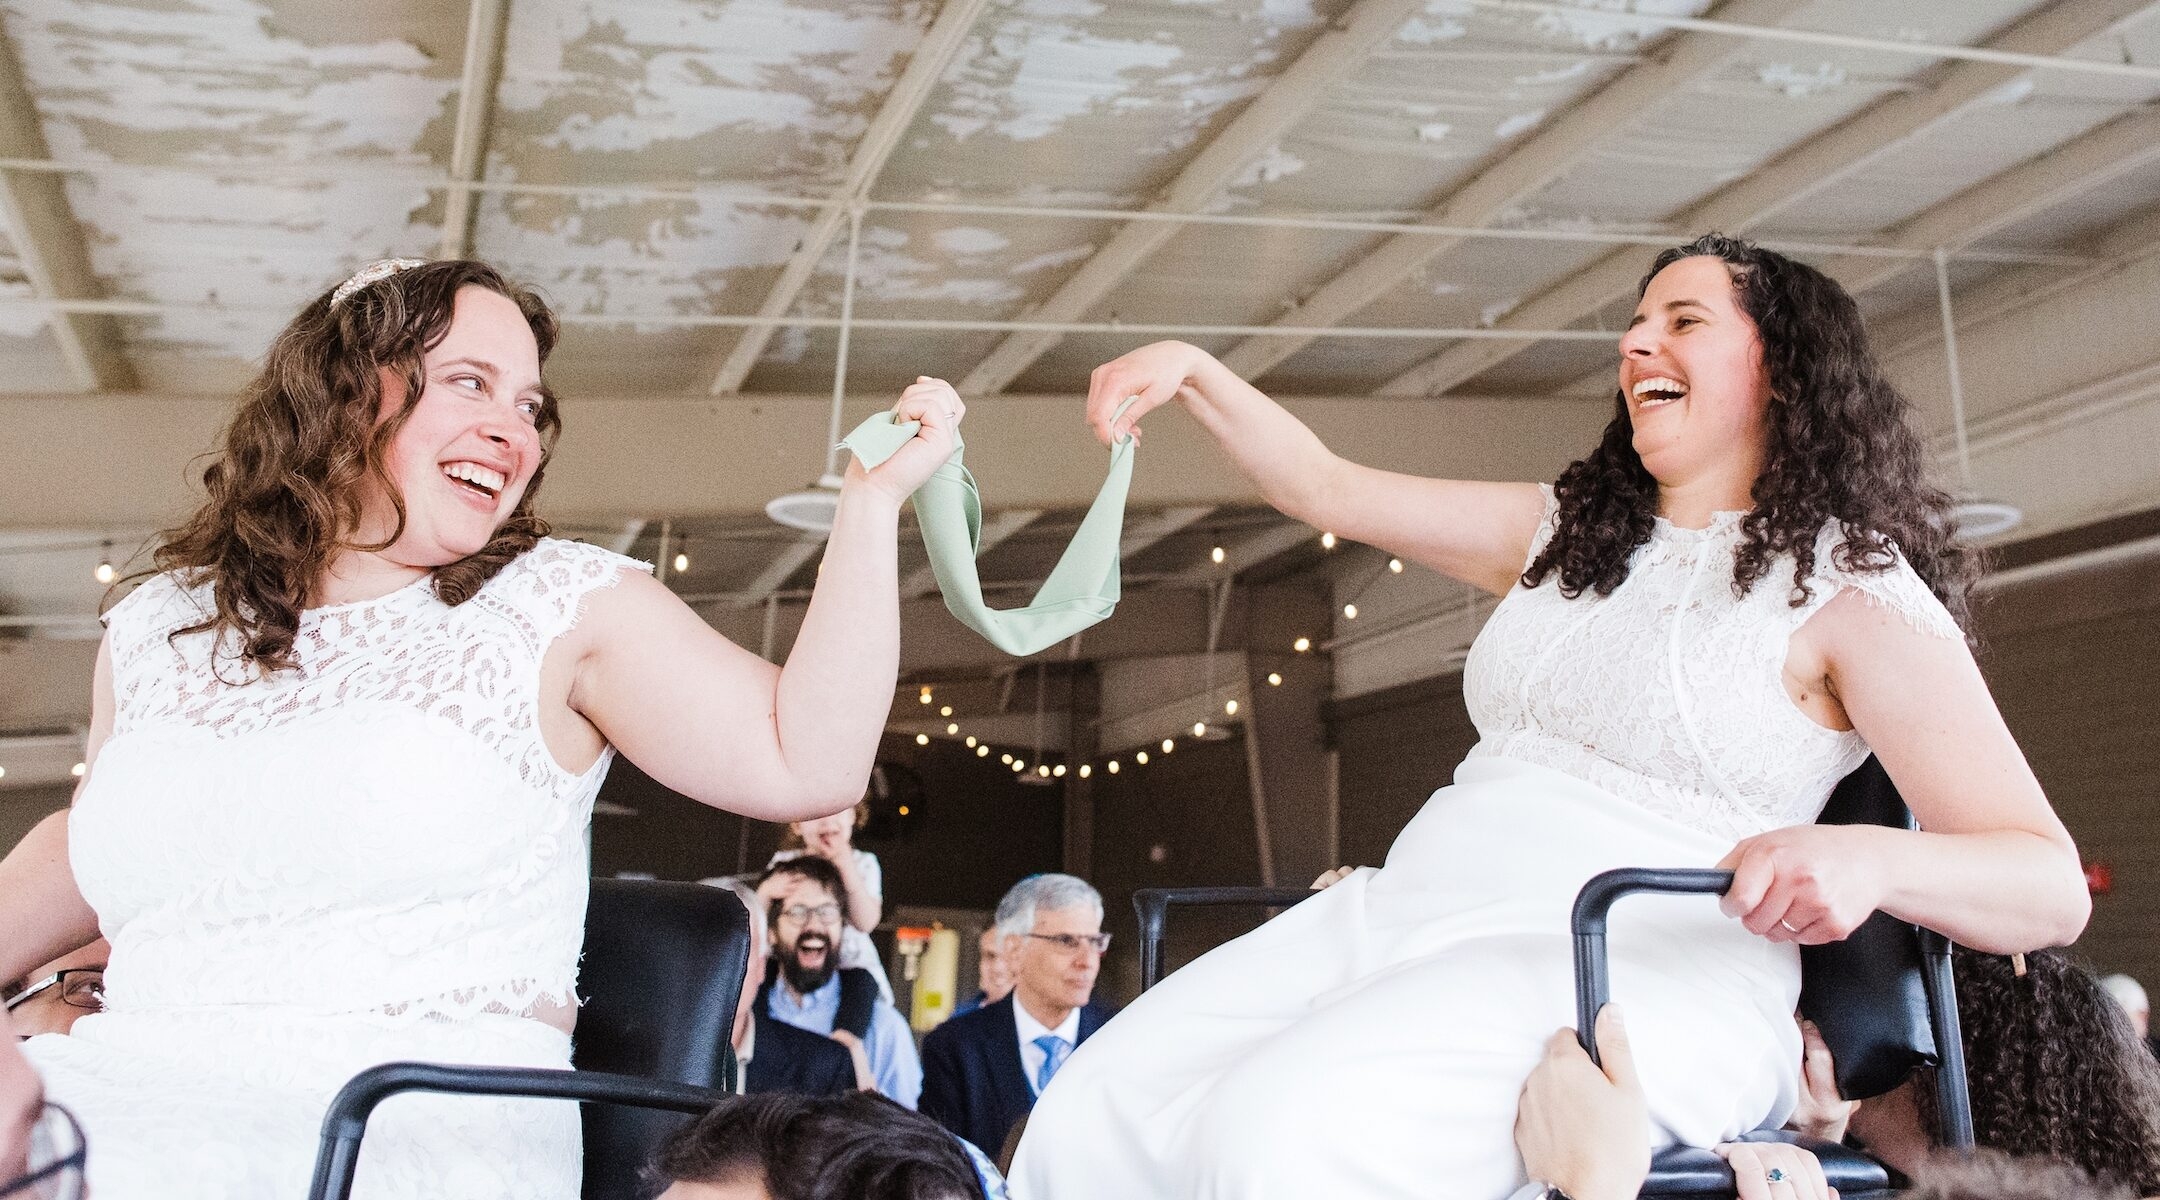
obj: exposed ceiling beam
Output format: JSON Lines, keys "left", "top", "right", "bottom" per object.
{"left": 708, "top": 0, "right": 992, "bottom": 394}
{"left": 437, "top": 0, "right": 512, "bottom": 261}
{"left": 1217, "top": 0, "right": 1806, "bottom": 382}
{"left": 1119, "top": 504, "right": 1212, "bottom": 560}
{"left": 900, "top": 507, "right": 1041, "bottom": 598}
{"left": 1375, "top": 0, "right": 2160, "bottom": 398}
{"left": 955, "top": 0, "right": 1430, "bottom": 397}
{"left": 0, "top": 27, "right": 133, "bottom": 392}
{"left": 733, "top": 535, "right": 827, "bottom": 609}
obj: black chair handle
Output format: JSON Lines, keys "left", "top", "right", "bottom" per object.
{"left": 307, "top": 1062, "right": 730, "bottom": 1200}
{"left": 1133, "top": 887, "right": 1316, "bottom": 991}
{"left": 1571, "top": 869, "right": 1735, "bottom": 1066}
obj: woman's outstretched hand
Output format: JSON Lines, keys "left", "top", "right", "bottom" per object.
{"left": 1086, "top": 340, "right": 1210, "bottom": 446}
{"left": 852, "top": 376, "right": 966, "bottom": 506}
{"left": 1714, "top": 823, "right": 1886, "bottom": 944}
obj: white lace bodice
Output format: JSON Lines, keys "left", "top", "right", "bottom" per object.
{"left": 73, "top": 538, "right": 648, "bottom": 1023}
{"left": 1462, "top": 487, "right": 1962, "bottom": 841}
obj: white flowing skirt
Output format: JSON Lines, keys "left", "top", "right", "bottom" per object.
{"left": 24, "top": 1005, "right": 580, "bottom": 1200}
{"left": 1011, "top": 756, "right": 1802, "bottom": 1200}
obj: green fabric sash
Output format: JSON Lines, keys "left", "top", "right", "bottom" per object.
{"left": 839, "top": 406, "right": 1135, "bottom": 657}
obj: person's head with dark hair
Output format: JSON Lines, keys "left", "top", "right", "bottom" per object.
{"left": 761, "top": 856, "right": 852, "bottom": 998}
{"left": 650, "top": 1091, "right": 985, "bottom": 1200}
{"left": 1523, "top": 232, "right": 1978, "bottom": 635}
{"left": 1903, "top": 1149, "right": 2134, "bottom": 1200}
{"left": 1844, "top": 949, "right": 2160, "bottom": 1195}
{"left": 147, "top": 258, "right": 562, "bottom": 676}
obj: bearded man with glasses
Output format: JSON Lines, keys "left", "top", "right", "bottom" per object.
{"left": 754, "top": 856, "right": 921, "bottom": 1108}
{"left": 919, "top": 873, "right": 1117, "bottom": 1160}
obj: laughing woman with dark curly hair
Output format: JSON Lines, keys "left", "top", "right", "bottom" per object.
{"left": 1011, "top": 235, "right": 2091, "bottom": 1200}
{"left": 0, "top": 259, "right": 969, "bottom": 1200}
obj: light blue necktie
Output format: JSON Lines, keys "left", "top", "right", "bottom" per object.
{"left": 839, "top": 402, "right": 1136, "bottom": 658}
{"left": 1032, "top": 1033, "right": 1072, "bottom": 1094}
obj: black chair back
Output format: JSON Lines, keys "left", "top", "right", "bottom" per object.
{"left": 575, "top": 878, "right": 752, "bottom": 1200}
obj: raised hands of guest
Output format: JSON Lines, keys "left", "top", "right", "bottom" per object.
{"left": 1714, "top": 823, "right": 1888, "bottom": 945}
{"left": 1716, "top": 1141, "right": 1837, "bottom": 1200}
{"left": 1783, "top": 1020, "right": 1858, "bottom": 1142}
{"left": 1515, "top": 1005, "right": 1651, "bottom": 1200}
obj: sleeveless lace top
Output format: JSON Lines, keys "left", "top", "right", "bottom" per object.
{"left": 1463, "top": 486, "right": 1962, "bottom": 841}
{"left": 73, "top": 538, "right": 648, "bottom": 1023}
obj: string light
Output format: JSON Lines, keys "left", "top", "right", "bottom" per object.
{"left": 1192, "top": 722, "right": 1206, "bottom": 737}
{"left": 1225, "top": 699, "right": 1239, "bottom": 715}
{"left": 1038, "top": 765, "right": 1051, "bottom": 777}
{"left": 0, "top": 766, "right": 6, "bottom": 779}
{"left": 976, "top": 745, "right": 990, "bottom": 757}
{"left": 1001, "top": 753, "right": 1013, "bottom": 765}
{"left": 70, "top": 762, "right": 85, "bottom": 778}
{"left": 673, "top": 552, "right": 690, "bottom": 573}
{"left": 1078, "top": 764, "right": 1091, "bottom": 778}
{"left": 1162, "top": 738, "right": 1175, "bottom": 753}
{"left": 898, "top": 804, "right": 911, "bottom": 816}
{"left": 939, "top": 705, "right": 953, "bottom": 717}
{"left": 915, "top": 733, "right": 929, "bottom": 745}
{"left": 93, "top": 556, "right": 116, "bottom": 585}
{"left": 1388, "top": 557, "right": 1403, "bottom": 573}
{"left": 965, "top": 736, "right": 978, "bottom": 748}
{"left": 1053, "top": 764, "right": 1066, "bottom": 777}
{"left": 1320, "top": 532, "right": 1337, "bottom": 550}
{"left": 1210, "top": 545, "right": 1226, "bottom": 564}
{"left": 1267, "top": 672, "right": 1283, "bottom": 686}
{"left": 1135, "top": 751, "right": 1149, "bottom": 765}
{"left": 1343, "top": 603, "right": 1358, "bottom": 619}
{"left": 919, "top": 687, "right": 933, "bottom": 705}
{"left": 1012, "top": 759, "right": 1026, "bottom": 772}
{"left": 1293, "top": 637, "right": 1311, "bottom": 653}
{"left": 1106, "top": 760, "right": 1120, "bottom": 774}
{"left": 946, "top": 723, "right": 959, "bottom": 735}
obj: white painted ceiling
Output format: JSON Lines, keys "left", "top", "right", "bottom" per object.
{"left": 6, "top": 0, "right": 2160, "bottom": 787}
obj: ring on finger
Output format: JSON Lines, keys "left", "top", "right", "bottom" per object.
{"left": 1766, "top": 1169, "right": 1788, "bottom": 1184}
{"left": 1778, "top": 919, "right": 1801, "bottom": 933}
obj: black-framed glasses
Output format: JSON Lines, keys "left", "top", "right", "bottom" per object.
{"left": 1025, "top": 932, "right": 1111, "bottom": 954}
{"left": 0, "top": 1101, "right": 87, "bottom": 1200}
{"left": 4, "top": 971, "right": 103, "bottom": 1016}
{"left": 776, "top": 903, "right": 843, "bottom": 927}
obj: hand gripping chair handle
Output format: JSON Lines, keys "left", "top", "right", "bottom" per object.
{"left": 307, "top": 1062, "right": 730, "bottom": 1200}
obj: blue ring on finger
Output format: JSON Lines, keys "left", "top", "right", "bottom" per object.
{"left": 1767, "top": 1169, "right": 1787, "bottom": 1184}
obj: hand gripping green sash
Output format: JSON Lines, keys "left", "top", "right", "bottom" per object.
{"left": 839, "top": 406, "right": 1134, "bottom": 657}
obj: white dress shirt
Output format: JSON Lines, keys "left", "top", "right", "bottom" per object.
{"left": 1014, "top": 999, "right": 1082, "bottom": 1096}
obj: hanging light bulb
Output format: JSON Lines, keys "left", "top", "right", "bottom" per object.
{"left": 1192, "top": 722, "right": 1207, "bottom": 737}
{"left": 915, "top": 733, "right": 929, "bottom": 746}
{"left": 1293, "top": 637, "right": 1311, "bottom": 653}
{"left": 1106, "top": 760, "right": 1120, "bottom": 774}
{"left": 1038, "top": 764, "right": 1051, "bottom": 777}
{"left": 1135, "top": 750, "right": 1149, "bottom": 765}
{"left": 1001, "top": 753, "right": 1013, "bottom": 765}
{"left": 1012, "top": 759, "right": 1026, "bottom": 772}
{"left": 1210, "top": 545, "right": 1226, "bottom": 564}
{"left": 1162, "top": 738, "right": 1175, "bottom": 753}
{"left": 93, "top": 560, "right": 115, "bottom": 585}
{"left": 673, "top": 552, "right": 690, "bottom": 573}
{"left": 939, "top": 705, "right": 953, "bottom": 717}
{"left": 70, "top": 762, "right": 86, "bottom": 778}
{"left": 1225, "top": 699, "right": 1239, "bottom": 716}
{"left": 1267, "top": 672, "right": 1283, "bottom": 686}
{"left": 1343, "top": 603, "right": 1358, "bottom": 620}
{"left": 965, "top": 736, "right": 978, "bottom": 748}
{"left": 976, "top": 745, "right": 990, "bottom": 757}
{"left": 898, "top": 804, "right": 911, "bottom": 816}
{"left": 1320, "top": 532, "right": 1337, "bottom": 550}
{"left": 1053, "top": 764, "right": 1066, "bottom": 778}
{"left": 919, "top": 686, "right": 933, "bottom": 705}
{"left": 1078, "top": 764, "right": 1092, "bottom": 779}
{"left": 946, "top": 723, "right": 959, "bottom": 735}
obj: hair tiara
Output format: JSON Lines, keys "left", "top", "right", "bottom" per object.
{"left": 330, "top": 258, "right": 428, "bottom": 309}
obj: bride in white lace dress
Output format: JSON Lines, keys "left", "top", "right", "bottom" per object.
{"left": 0, "top": 259, "right": 970, "bottom": 1200}
{"left": 1012, "top": 236, "right": 2090, "bottom": 1199}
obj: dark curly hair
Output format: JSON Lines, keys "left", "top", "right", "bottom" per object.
{"left": 1913, "top": 948, "right": 2160, "bottom": 1195}
{"left": 1906, "top": 1149, "right": 2133, "bottom": 1200}
{"left": 1522, "top": 233, "right": 1980, "bottom": 633}
{"left": 139, "top": 260, "right": 561, "bottom": 677}
{"left": 650, "top": 1091, "right": 983, "bottom": 1200}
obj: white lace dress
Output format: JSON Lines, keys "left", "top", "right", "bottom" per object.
{"left": 22, "top": 538, "right": 647, "bottom": 1200}
{"left": 1012, "top": 490, "right": 1964, "bottom": 1200}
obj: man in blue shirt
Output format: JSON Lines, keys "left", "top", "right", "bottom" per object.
{"left": 760, "top": 856, "right": 922, "bottom": 1108}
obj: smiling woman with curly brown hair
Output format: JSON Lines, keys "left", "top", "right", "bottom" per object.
{"left": 1011, "top": 235, "right": 2090, "bottom": 1200}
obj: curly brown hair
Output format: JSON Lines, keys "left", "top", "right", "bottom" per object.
{"left": 141, "top": 260, "right": 561, "bottom": 676}
{"left": 1906, "top": 1149, "right": 2132, "bottom": 1200}
{"left": 1914, "top": 948, "right": 2160, "bottom": 1195}
{"left": 1522, "top": 233, "right": 1980, "bottom": 634}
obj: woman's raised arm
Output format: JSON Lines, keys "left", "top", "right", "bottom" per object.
{"left": 1087, "top": 340, "right": 1548, "bottom": 596}
{"left": 566, "top": 379, "right": 964, "bottom": 824}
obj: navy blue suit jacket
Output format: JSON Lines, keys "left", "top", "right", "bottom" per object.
{"left": 918, "top": 994, "right": 1113, "bottom": 1156}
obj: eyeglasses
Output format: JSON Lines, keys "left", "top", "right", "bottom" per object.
{"left": 0, "top": 1101, "right": 87, "bottom": 1200}
{"left": 1025, "top": 932, "right": 1112, "bottom": 955}
{"left": 4, "top": 970, "right": 103, "bottom": 1014}
{"left": 776, "top": 904, "right": 843, "bottom": 927}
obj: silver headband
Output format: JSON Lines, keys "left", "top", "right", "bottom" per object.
{"left": 330, "top": 258, "right": 428, "bottom": 309}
